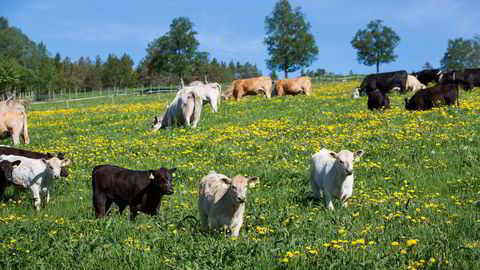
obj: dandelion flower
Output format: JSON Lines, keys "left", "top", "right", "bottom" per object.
{"left": 391, "top": 241, "right": 400, "bottom": 246}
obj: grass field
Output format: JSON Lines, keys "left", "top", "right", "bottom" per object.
{"left": 1, "top": 81, "right": 479, "bottom": 269}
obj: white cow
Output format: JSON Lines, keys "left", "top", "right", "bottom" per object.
{"left": 151, "top": 89, "right": 202, "bottom": 130}
{"left": 198, "top": 171, "right": 258, "bottom": 236}
{"left": 176, "top": 83, "right": 222, "bottom": 113}
{"left": 310, "top": 149, "right": 364, "bottom": 210}
{"left": 0, "top": 155, "right": 70, "bottom": 210}
{"left": 406, "top": 75, "right": 426, "bottom": 93}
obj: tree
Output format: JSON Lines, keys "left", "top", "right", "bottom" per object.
{"left": 440, "top": 34, "right": 480, "bottom": 70}
{"left": 146, "top": 17, "right": 204, "bottom": 82}
{"left": 351, "top": 19, "right": 400, "bottom": 73}
{"left": 423, "top": 61, "right": 433, "bottom": 70}
{"left": 264, "top": 0, "right": 318, "bottom": 78}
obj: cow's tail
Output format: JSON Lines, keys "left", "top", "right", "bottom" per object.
{"left": 215, "top": 83, "right": 222, "bottom": 106}
{"left": 456, "top": 85, "right": 460, "bottom": 107}
{"left": 22, "top": 111, "right": 29, "bottom": 144}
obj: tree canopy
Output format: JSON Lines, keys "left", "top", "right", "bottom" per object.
{"left": 440, "top": 34, "right": 480, "bottom": 70}
{"left": 351, "top": 19, "right": 400, "bottom": 73}
{"left": 264, "top": 0, "right": 318, "bottom": 78}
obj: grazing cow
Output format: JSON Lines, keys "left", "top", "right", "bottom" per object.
{"left": 441, "top": 69, "right": 480, "bottom": 91}
{"left": 0, "top": 155, "right": 70, "bottom": 210}
{"left": 310, "top": 149, "right": 364, "bottom": 210}
{"left": 224, "top": 76, "right": 272, "bottom": 100}
{"left": 412, "top": 69, "right": 443, "bottom": 86}
{"left": 0, "top": 110, "right": 29, "bottom": 145}
{"left": 198, "top": 171, "right": 258, "bottom": 236}
{"left": 406, "top": 75, "right": 426, "bottom": 92}
{"left": 0, "top": 159, "right": 21, "bottom": 199}
{"left": 356, "top": 70, "right": 408, "bottom": 95}
{"left": 275, "top": 77, "right": 312, "bottom": 96}
{"left": 150, "top": 89, "right": 202, "bottom": 130}
{"left": 405, "top": 84, "right": 459, "bottom": 111}
{"left": 92, "top": 165, "right": 176, "bottom": 219}
{"left": 367, "top": 89, "right": 390, "bottom": 110}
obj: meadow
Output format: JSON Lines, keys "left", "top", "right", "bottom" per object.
{"left": 1, "top": 81, "right": 479, "bottom": 269}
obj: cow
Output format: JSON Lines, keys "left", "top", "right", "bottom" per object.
{"left": 405, "top": 84, "right": 459, "bottom": 111}
{"left": 275, "top": 77, "right": 312, "bottom": 96}
{"left": 367, "top": 89, "right": 390, "bottom": 110}
{"left": 0, "top": 146, "right": 69, "bottom": 177}
{"left": 356, "top": 70, "right": 408, "bottom": 95}
{"left": 406, "top": 75, "right": 426, "bottom": 92}
{"left": 411, "top": 69, "right": 443, "bottom": 86}
{"left": 310, "top": 149, "right": 364, "bottom": 210}
{"left": 223, "top": 76, "right": 272, "bottom": 100}
{"left": 440, "top": 69, "right": 480, "bottom": 91}
{"left": 0, "top": 159, "right": 21, "bottom": 200}
{"left": 177, "top": 83, "right": 222, "bottom": 113}
{"left": 0, "top": 155, "right": 70, "bottom": 210}
{"left": 0, "top": 110, "right": 29, "bottom": 145}
{"left": 0, "top": 99, "right": 28, "bottom": 113}
{"left": 150, "top": 89, "right": 202, "bottom": 130}
{"left": 91, "top": 165, "right": 176, "bottom": 220}
{"left": 198, "top": 171, "right": 258, "bottom": 236}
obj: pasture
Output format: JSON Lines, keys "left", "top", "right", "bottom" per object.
{"left": 1, "top": 81, "right": 479, "bottom": 269}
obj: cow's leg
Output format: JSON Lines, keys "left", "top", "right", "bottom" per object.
{"left": 31, "top": 187, "right": 41, "bottom": 211}
{"left": 11, "top": 129, "right": 20, "bottom": 145}
{"left": 93, "top": 193, "right": 108, "bottom": 219}
{"left": 231, "top": 221, "right": 243, "bottom": 237}
{"left": 199, "top": 207, "right": 209, "bottom": 230}
{"left": 323, "top": 191, "right": 334, "bottom": 210}
{"left": 23, "top": 113, "right": 29, "bottom": 144}
{"left": 210, "top": 96, "right": 218, "bottom": 112}
{"left": 117, "top": 202, "right": 127, "bottom": 214}
{"left": 310, "top": 179, "right": 321, "bottom": 200}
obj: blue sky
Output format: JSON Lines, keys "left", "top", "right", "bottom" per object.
{"left": 2, "top": 0, "right": 479, "bottom": 77}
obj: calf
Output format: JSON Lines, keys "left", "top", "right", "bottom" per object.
{"left": 405, "top": 84, "right": 459, "bottom": 111}
{"left": 406, "top": 75, "right": 426, "bottom": 92}
{"left": 198, "top": 171, "right": 258, "bottom": 236}
{"left": 0, "top": 155, "right": 70, "bottom": 210}
{"left": 310, "top": 149, "right": 364, "bottom": 210}
{"left": 92, "top": 165, "right": 176, "bottom": 220}
{"left": 367, "top": 89, "right": 390, "bottom": 110}
{"left": 0, "top": 159, "right": 21, "bottom": 199}
{"left": 0, "top": 110, "right": 29, "bottom": 145}
{"left": 0, "top": 146, "right": 69, "bottom": 177}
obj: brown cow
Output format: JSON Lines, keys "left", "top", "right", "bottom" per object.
{"left": 275, "top": 77, "right": 312, "bottom": 96}
{"left": 224, "top": 76, "right": 272, "bottom": 100}
{"left": 0, "top": 110, "right": 29, "bottom": 145}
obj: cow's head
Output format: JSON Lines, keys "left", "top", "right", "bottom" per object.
{"left": 330, "top": 150, "right": 364, "bottom": 176}
{"left": 0, "top": 159, "right": 21, "bottom": 182}
{"left": 222, "top": 175, "right": 259, "bottom": 204}
{"left": 42, "top": 157, "right": 71, "bottom": 178}
{"left": 150, "top": 111, "right": 169, "bottom": 131}
{"left": 149, "top": 167, "right": 176, "bottom": 195}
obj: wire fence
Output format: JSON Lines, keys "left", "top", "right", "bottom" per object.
{"left": 24, "top": 75, "right": 364, "bottom": 110}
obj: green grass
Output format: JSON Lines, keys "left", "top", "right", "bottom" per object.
{"left": 1, "top": 81, "right": 479, "bottom": 269}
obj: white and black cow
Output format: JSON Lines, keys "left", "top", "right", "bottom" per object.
{"left": 411, "top": 69, "right": 443, "bottom": 86}
{"left": 356, "top": 70, "right": 408, "bottom": 95}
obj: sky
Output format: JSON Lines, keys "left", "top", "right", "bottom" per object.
{"left": 1, "top": 0, "right": 479, "bottom": 78}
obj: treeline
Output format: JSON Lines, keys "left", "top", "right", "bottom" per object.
{"left": 0, "top": 17, "right": 261, "bottom": 100}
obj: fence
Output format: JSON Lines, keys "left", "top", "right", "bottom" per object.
{"left": 24, "top": 75, "right": 365, "bottom": 109}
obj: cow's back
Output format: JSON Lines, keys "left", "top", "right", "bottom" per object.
{"left": 92, "top": 165, "right": 148, "bottom": 201}
{"left": 311, "top": 150, "right": 335, "bottom": 188}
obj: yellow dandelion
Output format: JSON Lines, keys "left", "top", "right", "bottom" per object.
{"left": 391, "top": 241, "right": 400, "bottom": 246}
{"left": 400, "top": 249, "right": 407, "bottom": 255}
{"left": 407, "top": 239, "right": 418, "bottom": 246}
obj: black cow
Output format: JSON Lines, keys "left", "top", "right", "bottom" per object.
{"left": 411, "top": 69, "right": 442, "bottom": 86}
{"left": 0, "top": 160, "right": 21, "bottom": 199}
{"left": 367, "top": 89, "right": 390, "bottom": 110}
{"left": 441, "top": 69, "right": 480, "bottom": 91}
{"left": 0, "top": 146, "right": 69, "bottom": 177}
{"left": 92, "top": 165, "right": 176, "bottom": 219}
{"left": 405, "top": 84, "right": 459, "bottom": 111}
{"left": 357, "top": 70, "right": 408, "bottom": 95}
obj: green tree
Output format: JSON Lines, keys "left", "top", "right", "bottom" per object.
{"left": 351, "top": 19, "right": 400, "bottom": 73}
{"left": 146, "top": 17, "right": 203, "bottom": 82}
{"left": 440, "top": 34, "right": 480, "bottom": 70}
{"left": 423, "top": 61, "right": 433, "bottom": 70}
{"left": 264, "top": 0, "right": 318, "bottom": 78}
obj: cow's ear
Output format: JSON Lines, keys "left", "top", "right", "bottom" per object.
{"left": 12, "top": 160, "right": 21, "bottom": 167}
{"left": 61, "top": 159, "right": 71, "bottom": 166}
{"left": 354, "top": 150, "right": 364, "bottom": 159}
{"left": 41, "top": 158, "right": 48, "bottom": 164}
{"left": 47, "top": 152, "right": 54, "bottom": 158}
{"left": 248, "top": 177, "right": 259, "bottom": 188}
{"left": 153, "top": 116, "right": 158, "bottom": 122}
{"left": 57, "top": 152, "right": 65, "bottom": 159}
{"left": 148, "top": 171, "right": 156, "bottom": 180}
{"left": 329, "top": 152, "right": 337, "bottom": 159}
{"left": 221, "top": 177, "right": 231, "bottom": 185}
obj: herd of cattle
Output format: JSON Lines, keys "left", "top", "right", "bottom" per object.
{"left": 0, "top": 68, "right": 478, "bottom": 236}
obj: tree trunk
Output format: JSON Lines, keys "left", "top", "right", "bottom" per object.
{"left": 284, "top": 69, "right": 288, "bottom": 78}
{"left": 376, "top": 61, "right": 380, "bottom": 73}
